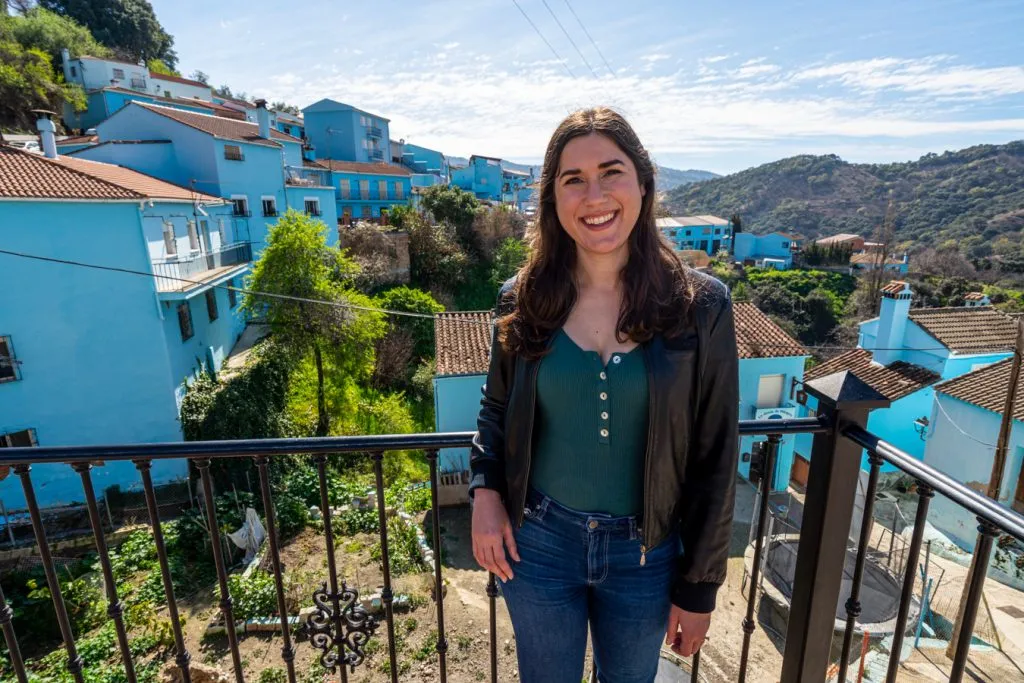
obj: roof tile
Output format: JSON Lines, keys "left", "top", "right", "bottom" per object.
{"left": 434, "top": 312, "right": 492, "bottom": 376}
{"left": 313, "top": 160, "right": 412, "bottom": 176}
{"left": 804, "top": 348, "right": 939, "bottom": 401}
{"left": 134, "top": 102, "right": 299, "bottom": 147}
{"left": 734, "top": 302, "right": 807, "bottom": 359}
{"left": 908, "top": 306, "right": 1017, "bottom": 353}
{"left": 935, "top": 358, "right": 1022, "bottom": 419}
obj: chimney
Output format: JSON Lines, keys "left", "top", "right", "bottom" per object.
{"left": 33, "top": 110, "right": 58, "bottom": 159}
{"left": 254, "top": 99, "right": 270, "bottom": 139}
{"left": 873, "top": 280, "right": 912, "bottom": 366}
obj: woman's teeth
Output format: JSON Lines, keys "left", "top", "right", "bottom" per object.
{"left": 583, "top": 211, "right": 616, "bottom": 226}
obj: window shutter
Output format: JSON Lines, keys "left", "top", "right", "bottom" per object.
{"left": 187, "top": 220, "right": 199, "bottom": 251}
{"left": 163, "top": 221, "right": 177, "bottom": 256}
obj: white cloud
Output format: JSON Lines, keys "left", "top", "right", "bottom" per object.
{"left": 703, "top": 54, "right": 733, "bottom": 64}
{"left": 443, "top": 41, "right": 461, "bottom": 50}
{"left": 257, "top": 52, "right": 1024, "bottom": 163}
{"left": 641, "top": 53, "right": 671, "bottom": 63}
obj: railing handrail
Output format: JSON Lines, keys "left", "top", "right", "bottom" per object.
{"left": 152, "top": 240, "right": 252, "bottom": 266}
{"left": 844, "top": 423, "right": 1024, "bottom": 542}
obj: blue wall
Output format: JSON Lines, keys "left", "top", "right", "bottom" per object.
{"left": 733, "top": 233, "right": 794, "bottom": 267}
{"left": 332, "top": 170, "right": 412, "bottom": 221}
{"left": 658, "top": 219, "right": 734, "bottom": 255}
{"left": 0, "top": 202, "right": 192, "bottom": 508}
{"left": 738, "top": 355, "right": 807, "bottom": 491}
{"left": 303, "top": 99, "right": 390, "bottom": 164}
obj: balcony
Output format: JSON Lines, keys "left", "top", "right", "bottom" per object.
{"left": 1, "top": 371, "right": 1022, "bottom": 683}
{"left": 152, "top": 242, "right": 252, "bottom": 292}
{"left": 367, "top": 126, "right": 383, "bottom": 139}
{"left": 368, "top": 149, "right": 384, "bottom": 162}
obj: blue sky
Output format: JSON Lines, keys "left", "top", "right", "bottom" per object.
{"left": 153, "top": 0, "right": 1024, "bottom": 174}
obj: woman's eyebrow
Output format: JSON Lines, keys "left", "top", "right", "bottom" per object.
{"left": 557, "top": 159, "right": 625, "bottom": 179}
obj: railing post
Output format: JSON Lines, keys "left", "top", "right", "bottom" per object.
{"left": 780, "top": 371, "right": 889, "bottom": 683}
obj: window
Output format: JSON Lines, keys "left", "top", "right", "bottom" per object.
{"left": 112, "top": 68, "right": 125, "bottom": 79}
{"left": 228, "top": 279, "right": 238, "bottom": 308}
{"left": 756, "top": 374, "right": 785, "bottom": 409}
{"left": 162, "top": 221, "right": 177, "bottom": 256}
{"left": 360, "top": 115, "right": 368, "bottom": 126}
{"left": 261, "top": 196, "right": 277, "bottom": 217}
{"left": 206, "top": 290, "right": 219, "bottom": 322}
{"left": 231, "top": 197, "right": 249, "bottom": 217}
{"left": 480, "top": 177, "right": 487, "bottom": 185}
{"left": 394, "top": 182, "right": 404, "bottom": 200}
{"left": 0, "top": 336, "right": 19, "bottom": 383}
{"left": 130, "top": 77, "right": 147, "bottom": 89}
{"left": 164, "top": 90, "right": 172, "bottom": 99}
{"left": 304, "top": 198, "right": 321, "bottom": 216}
{"left": 186, "top": 220, "right": 200, "bottom": 251}
{"left": 70, "top": 66, "right": 77, "bottom": 77}
{"left": 378, "top": 180, "right": 388, "bottom": 200}
{"left": 177, "top": 302, "right": 194, "bottom": 341}
{"left": 339, "top": 179, "right": 351, "bottom": 199}
{"left": 0, "top": 429, "right": 37, "bottom": 448}
{"left": 217, "top": 218, "right": 227, "bottom": 245}
{"left": 359, "top": 180, "right": 369, "bottom": 200}
{"left": 361, "top": 205, "right": 372, "bottom": 218}
{"left": 224, "top": 144, "right": 244, "bottom": 161}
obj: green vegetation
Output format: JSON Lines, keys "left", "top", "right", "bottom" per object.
{"left": 665, "top": 143, "right": 1024, "bottom": 260}
{"left": 227, "top": 570, "right": 278, "bottom": 621}
{"left": 38, "top": 0, "right": 177, "bottom": 69}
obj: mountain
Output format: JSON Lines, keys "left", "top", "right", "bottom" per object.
{"left": 448, "top": 156, "right": 717, "bottom": 192}
{"left": 655, "top": 167, "right": 719, "bottom": 192}
{"left": 663, "top": 142, "right": 1024, "bottom": 256}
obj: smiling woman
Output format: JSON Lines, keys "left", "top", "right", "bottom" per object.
{"left": 469, "top": 107, "right": 740, "bottom": 683}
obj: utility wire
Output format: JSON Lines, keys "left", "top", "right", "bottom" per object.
{"left": 510, "top": 0, "right": 577, "bottom": 79}
{"left": 540, "top": 0, "right": 600, "bottom": 80}
{"left": 562, "top": 0, "right": 615, "bottom": 77}
{"left": 0, "top": 247, "right": 1011, "bottom": 355}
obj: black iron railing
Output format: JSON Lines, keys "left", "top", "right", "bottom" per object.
{"left": 1, "top": 372, "right": 1023, "bottom": 683}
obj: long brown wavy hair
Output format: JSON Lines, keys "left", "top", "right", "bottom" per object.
{"left": 497, "top": 107, "right": 697, "bottom": 359}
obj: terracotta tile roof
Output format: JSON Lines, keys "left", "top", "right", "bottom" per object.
{"left": 964, "top": 292, "right": 987, "bottom": 301}
{"left": 434, "top": 311, "right": 492, "bottom": 376}
{"left": 149, "top": 72, "right": 211, "bottom": 88}
{"left": 908, "top": 306, "right": 1017, "bottom": 353}
{"left": 57, "top": 134, "right": 98, "bottom": 146}
{"left": 881, "top": 280, "right": 908, "bottom": 295}
{"left": 815, "top": 233, "right": 862, "bottom": 245}
{"left": 850, "top": 252, "right": 905, "bottom": 265}
{"left": 133, "top": 102, "right": 300, "bottom": 147}
{"left": 733, "top": 302, "right": 808, "bottom": 359}
{"left": 0, "top": 145, "right": 221, "bottom": 202}
{"left": 313, "top": 160, "right": 412, "bottom": 176}
{"left": 935, "top": 358, "right": 1024, "bottom": 420}
{"left": 805, "top": 348, "right": 940, "bottom": 401}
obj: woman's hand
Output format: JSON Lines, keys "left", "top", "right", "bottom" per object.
{"left": 665, "top": 605, "right": 711, "bottom": 657}
{"left": 471, "top": 489, "right": 521, "bottom": 582}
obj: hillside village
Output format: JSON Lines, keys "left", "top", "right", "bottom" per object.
{"left": 1, "top": 3, "right": 1024, "bottom": 683}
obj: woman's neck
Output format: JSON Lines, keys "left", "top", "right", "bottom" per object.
{"left": 575, "top": 245, "right": 627, "bottom": 292}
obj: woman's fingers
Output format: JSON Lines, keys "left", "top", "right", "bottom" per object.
{"left": 503, "top": 522, "right": 521, "bottom": 562}
{"left": 485, "top": 540, "right": 515, "bottom": 582}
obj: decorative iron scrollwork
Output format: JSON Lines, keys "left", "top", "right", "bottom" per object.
{"left": 306, "top": 581, "right": 378, "bottom": 673}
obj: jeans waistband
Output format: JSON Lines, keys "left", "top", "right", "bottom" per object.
{"left": 525, "top": 486, "right": 640, "bottom": 533}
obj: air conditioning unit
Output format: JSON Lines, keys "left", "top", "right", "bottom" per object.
{"left": 755, "top": 405, "right": 798, "bottom": 420}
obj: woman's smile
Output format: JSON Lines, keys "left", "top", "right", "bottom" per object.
{"left": 580, "top": 209, "right": 619, "bottom": 230}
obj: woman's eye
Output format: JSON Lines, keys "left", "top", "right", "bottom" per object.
{"left": 603, "top": 169, "right": 622, "bottom": 178}
{"left": 564, "top": 177, "right": 583, "bottom": 185}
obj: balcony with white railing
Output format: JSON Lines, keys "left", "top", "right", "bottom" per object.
{"left": 152, "top": 242, "right": 252, "bottom": 293}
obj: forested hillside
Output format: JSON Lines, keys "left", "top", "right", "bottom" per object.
{"left": 664, "top": 142, "right": 1024, "bottom": 258}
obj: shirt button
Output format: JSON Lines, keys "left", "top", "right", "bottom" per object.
{"left": 599, "top": 371, "right": 607, "bottom": 380}
{"left": 600, "top": 392, "right": 608, "bottom": 400}
{"left": 600, "top": 428, "right": 609, "bottom": 437}
{"left": 612, "top": 355, "right": 621, "bottom": 364}
{"left": 601, "top": 411, "right": 609, "bottom": 420}
{"left": 588, "top": 520, "right": 598, "bottom": 529}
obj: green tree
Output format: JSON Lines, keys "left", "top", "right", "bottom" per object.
{"left": 38, "top": 0, "right": 177, "bottom": 68}
{"left": 407, "top": 213, "right": 469, "bottom": 293}
{"left": 0, "top": 36, "right": 85, "bottom": 131}
{"left": 489, "top": 237, "right": 528, "bottom": 289}
{"left": 189, "top": 69, "right": 209, "bottom": 85}
{"left": 146, "top": 57, "right": 178, "bottom": 76}
{"left": 420, "top": 185, "right": 480, "bottom": 252}
{"left": 374, "top": 286, "right": 445, "bottom": 361}
{"left": 243, "top": 210, "right": 385, "bottom": 436}
{"left": 5, "top": 7, "right": 111, "bottom": 66}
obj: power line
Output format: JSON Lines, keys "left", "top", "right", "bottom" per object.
{"left": 510, "top": 0, "right": 576, "bottom": 79}
{"left": 562, "top": 0, "right": 615, "bottom": 77}
{"left": 540, "top": 0, "right": 600, "bottom": 80}
{"left": 1, "top": 247, "right": 1011, "bottom": 356}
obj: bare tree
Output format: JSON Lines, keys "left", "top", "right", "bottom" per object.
{"left": 865, "top": 197, "right": 897, "bottom": 315}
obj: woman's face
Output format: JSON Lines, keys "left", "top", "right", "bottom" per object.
{"left": 553, "top": 132, "right": 645, "bottom": 259}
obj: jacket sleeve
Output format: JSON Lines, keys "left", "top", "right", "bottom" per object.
{"left": 468, "top": 281, "right": 516, "bottom": 501}
{"left": 670, "top": 285, "right": 740, "bottom": 613}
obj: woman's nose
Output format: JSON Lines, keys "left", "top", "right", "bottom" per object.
{"left": 585, "top": 178, "right": 604, "bottom": 202}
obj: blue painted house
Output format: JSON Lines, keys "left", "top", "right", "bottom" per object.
{"left": 924, "top": 361, "right": 1024, "bottom": 552}
{"left": 794, "top": 281, "right": 1015, "bottom": 478}
{"left": 302, "top": 99, "right": 390, "bottom": 164}
{"left": 733, "top": 232, "right": 796, "bottom": 269}
{"left": 431, "top": 300, "right": 807, "bottom": 493}
{"left": 0, "top": 139, "right": 246, "bottom": 509}
{"left": 69, "top": 100, "right": 337, "bottom": 252}
{"left": 451, "top": 155, "right": 503, "bottom": 201}
{"left": 656, "top": 215, "right": 733, "bottom": 256}
{"left": 303, "top": 160, "right": 412, "bottom": 224}
{"left": 398, "top": 142, "right": 449, "bottom": 185}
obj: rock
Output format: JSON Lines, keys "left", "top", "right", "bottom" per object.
{"left": 163, "top": 662, "right": 231, "bottom": 683}
{"left": 308, "top": 505, "right": 322, "bottom": 521}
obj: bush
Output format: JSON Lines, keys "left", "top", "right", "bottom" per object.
{"left": 408, "top": 218, "right": 469, "bottom": 294}
{"left": 258, "top": 669, "right": 288, "bottom": 683}
{"left": 374, "top": 286, "right": 445, "bottom": 362}
{"left": 489, "top": 237, "right": 528, "bottom": 289}
{"left": 227, "top": 570, "right": 278, "bottom": 621}
{"left": 370, "top": 516, "right": 424, "bottom": 576}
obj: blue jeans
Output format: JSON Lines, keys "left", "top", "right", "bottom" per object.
{"left": 500, "top": 486, "right": 683, "bottom": 683}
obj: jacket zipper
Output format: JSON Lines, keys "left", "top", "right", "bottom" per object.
{"left": 640, "top": 342, "right": 655, "bottom": 565}
{"left": 517, "top": 335, "right": 553, "bottom": 528}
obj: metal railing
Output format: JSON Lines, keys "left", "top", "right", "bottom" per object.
{"left": 152, "top": 242, "right": 252, "bottom": 291}
{"left": 1, "top": 371, "right": 1023, "bottom": 683}
{"left": 367, "top": 127, "right": 383, "bottom": 139}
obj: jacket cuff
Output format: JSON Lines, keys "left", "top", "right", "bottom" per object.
{"left": 468, "top": 461, "right": 507, "bottom": 501}
{"left": 670, "top": 580, "right": 720, "bottom": 614}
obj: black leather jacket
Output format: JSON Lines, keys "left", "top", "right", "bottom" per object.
{"left": 469, "top": 270, "right": 739, "bottom": 613}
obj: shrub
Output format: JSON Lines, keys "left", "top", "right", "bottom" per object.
{"left": 227, "top": 570, "right": 278, "bottom": 621}
{"left": 370, "top": 516, "right": 424, "bottom": 576}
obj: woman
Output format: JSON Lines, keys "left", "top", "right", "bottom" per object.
{"left": 469, "top": 107, "right": 739, "bottom": 683}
